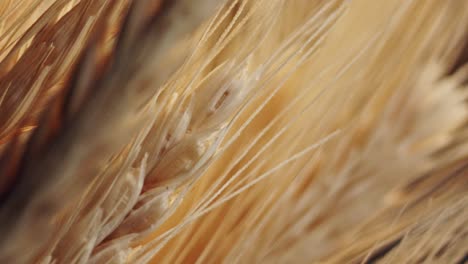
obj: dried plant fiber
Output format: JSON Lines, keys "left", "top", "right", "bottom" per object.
{"left": 0, "top": 0, "right": 467, "bottom": 263}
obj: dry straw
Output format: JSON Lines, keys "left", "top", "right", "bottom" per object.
{"left": 0, "top": 0, "right": 467, "bottom": 263}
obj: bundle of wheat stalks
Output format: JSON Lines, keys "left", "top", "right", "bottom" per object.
{"left": 0, "top": 0, "right": 467, "bottom": 263}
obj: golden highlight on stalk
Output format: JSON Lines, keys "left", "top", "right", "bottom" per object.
{"left": 0, "top": 0, "right": 467, "bottom": 263}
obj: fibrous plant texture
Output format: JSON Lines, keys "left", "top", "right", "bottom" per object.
{"left": 0, "top": 0, "right": 467, "bottom": 263}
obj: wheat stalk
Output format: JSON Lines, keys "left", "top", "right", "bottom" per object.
{"left": 0, "top": 0, "right": 467, "bottom": 263}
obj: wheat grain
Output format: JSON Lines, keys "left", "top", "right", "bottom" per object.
{"left": 0, "top": 0, "right": 467, "bottom": 263}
